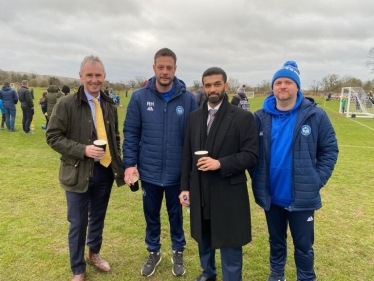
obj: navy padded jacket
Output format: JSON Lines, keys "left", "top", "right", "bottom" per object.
{"left": 122, "top": 76, "right": 198, "bottom": 186}
{"left": 250, "top": 97, "right": 339, "bottom": 211}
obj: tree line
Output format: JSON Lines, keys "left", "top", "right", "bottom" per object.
{"left": 1, "top": 70, "right": 373, "bottom": 95}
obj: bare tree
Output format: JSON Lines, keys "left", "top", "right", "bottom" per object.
{"left": 320, "top": 74, "right": 341, "bottom": 92}
{"left": 309, "top": 80, "right": 321, "bottom": 94}
{"left": 29, "top": 79, "right": 39, "bottom": 87}
{"left": 340, "top": 75, "right": 362, "bottom": 87}
{"left": 126, "top": 79, "right": 137, "bottom": 89}
{"left": 227, "top": 78, "right": 240, "bottom": 94}
{"left": 362, "top": 79, "right": 374, "bottom": 92}
{"left": 192, "top": 80, "right": 200, "bottom": 92}
{"left": 365, "top": 47, "right": 374, "bottom": 73}
{"left": 256, "top": 80, "right": 271, "bottom": 95}
{"left": 134, "top": 76, "right": 148, "bottom": 88}
{"left": 0, "top": 70, "right": 9, "bottom": 83}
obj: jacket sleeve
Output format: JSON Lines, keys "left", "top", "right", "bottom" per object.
{"left": 122, "top": 92, "right": 142, "bottom": 168}
{"left": 231, "top": 96, "right": 240, "bottom": 106}
{"left": 13, "top": 90, "right": 19, "bottom": 104}
{"left": 190, "top": 93, "right": 198, "bottom": 111}
{"left": 315, "top": 110, "right": 339, "bottom": 186}
{"left": 45, "top": 99, "right": 87, "bottom": 160}
{"left": 25, "top": 90, "right": 34, "bottom": 107}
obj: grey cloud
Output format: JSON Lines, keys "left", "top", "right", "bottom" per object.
{"left": 1, "top": 0, "right": 373, "bottom": 88}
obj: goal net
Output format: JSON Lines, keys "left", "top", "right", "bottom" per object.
{"left": 339, "top": 87, "right": 374, "bottom": 118}
{"left": 247, "top": 91, "right": 255, "bottom": 98}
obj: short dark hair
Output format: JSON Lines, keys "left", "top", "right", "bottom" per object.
{"left": 154, "top": 48, "right": 177, "bottom": 64}
{"left": 202, "top": 67, "right": 227, "bottom": 83}
{"left": 4, "top": 81, "right": 10, "bottom": 87}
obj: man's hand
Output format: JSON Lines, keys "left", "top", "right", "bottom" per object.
{"left": 197, "top": 157, "right": 221, "bottom": 171}
{"left": 124, "top": 167, "right": 139, "bottom": 185}
{"left": 84, "top": 145, "right": 105, "bottom": 159}
{"left": 179, "top": 191, "right": 190, "bottom": 207}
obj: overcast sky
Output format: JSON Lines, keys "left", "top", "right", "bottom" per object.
{"left": 1, "top": 0, "right": 373, "bottom": 89}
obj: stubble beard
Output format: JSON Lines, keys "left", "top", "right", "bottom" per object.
{"left": 157, "top": 76, "right": 173, "bottom": 88}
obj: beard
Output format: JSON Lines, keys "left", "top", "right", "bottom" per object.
{"left": 207, "top": 90, "right": 225, "bottom": 104}
{"left": 156, "top": 76, "right": 173, "bottom": 88}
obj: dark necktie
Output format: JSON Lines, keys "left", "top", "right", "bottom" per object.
{"left": 207, "top": 109, "right": 218, "bottom": 134}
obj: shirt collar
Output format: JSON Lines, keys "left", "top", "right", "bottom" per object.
{"left": 208, "top": 101, "right": 222, "bottom": 111}
{"left": 84, "top": 90, "right": 101, "bottom": 101}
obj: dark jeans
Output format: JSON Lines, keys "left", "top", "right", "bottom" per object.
{"left": 265, "top": 204, "right": 316, "bottom": 281}
{"left": 21, "top": 106, "right": 34, "bottom": 133}
{"left": 141, "top": 181, "right": 186, "bottom": 252}
{"left": 4, "top": 107, "right": 16, "bottom": 130}
{"left": 65, "top": 163, "right": 114, "bottom": 275}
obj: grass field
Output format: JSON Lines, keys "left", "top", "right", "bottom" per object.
{"left": 1, "top": 88, "right": 374, "bottom": 281}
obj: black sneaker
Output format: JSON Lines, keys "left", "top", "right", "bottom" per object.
{"left": 141, "top": 252, "right": 161, "bottom": 277}
{"left": 267, "top": 272, "right": 286, "bottom": 281}
{"left": 171, "top": 251, "right": 185, "bottom": 276}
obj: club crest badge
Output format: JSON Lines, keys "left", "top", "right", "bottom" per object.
{"left": 301, "top": 125, "right": 311, "bottom": 136}
{"left": 176, "top": 106, "right": 184, "bottom": 115}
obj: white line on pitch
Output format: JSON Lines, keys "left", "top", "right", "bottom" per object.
{"left": 339, "top": 145, "right": 374, "bottom": 149}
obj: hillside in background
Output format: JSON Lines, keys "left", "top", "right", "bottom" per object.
{"left": 0, "top": 69, "right": 80, "bottom": 88}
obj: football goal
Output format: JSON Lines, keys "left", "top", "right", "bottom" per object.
{"left": 247, "top": 91, "right": 255, "bottom": 98}
{"left": 339, "top": 87, "right": 374, "bottom": 118}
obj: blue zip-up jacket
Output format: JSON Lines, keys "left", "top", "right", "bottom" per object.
{"left": 0, "top": 86, "right": 18, "bottom": 109}
{"left": 263, "top": 92, "right": 302, "bottom": 207}
{"left": 122, "top": 76, "right": 198, "bottom": 186}
{"left": 250, "top": 95, "right": 338, "bottom": 211}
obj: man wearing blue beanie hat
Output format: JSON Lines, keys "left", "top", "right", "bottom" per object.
{"left": 250, "top": 61, "right": 339, "bottom": 281}
{"left": 271, "top": 61, "right": 301, "bottom": 90}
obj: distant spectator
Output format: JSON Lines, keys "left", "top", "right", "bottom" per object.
{"left": 45, "top": 85, "right": 63, "bottom": 127}
{"left": 61, "top": 85, "right": 71, "bottom": 95}
{"left": 196, "top": 86, "right": 206, "bottom": 108}
{"left": 39, "top": 91, "right": 48, "bottom": 128}
{"left": 355, "top": 96, "right": 360, "bottom": 111}
{"left": 0, "top": 98, "right": 5, "bottom": 130}
{"left": 109, "top": 89, "right": 120, "bottom": 106}
{"left": 341, "top": 96, "right": 347, "bottom": 113}
{"left": 0, "top": 81, "right": 18, "bottom": 131}
{"left": 18, "top": 80, "right": 35, "bottom": 134}
{"left": 142, "top": 80, "right": 148, "bottom": 87}
{"left": 368, "top": 91, "right": 374, "bottom": 104}
{"left": 231, "top": 84, "right": 250, "bottom": 111}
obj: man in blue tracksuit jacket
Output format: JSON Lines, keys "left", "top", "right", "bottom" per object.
{"left": 250, "top": 61, "right": 338, "bottom": 281}
{"left": 122, "top": 48, "right": 198, "bottom": 278}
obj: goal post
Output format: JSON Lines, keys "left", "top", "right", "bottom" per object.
{"left": 247, "top": 91, "right": 255, "bottom": 98}
{"left": 340, "top": 87, "right": 374, "bottom": 118}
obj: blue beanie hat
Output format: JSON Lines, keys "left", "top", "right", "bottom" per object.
{"left": 271, "top": 61, "right": 301, "bottom": 89}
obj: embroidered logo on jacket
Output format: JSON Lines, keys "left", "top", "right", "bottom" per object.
{"left": 147, "top": 101, "right": 154, "bottom": 111}
{"left": 301, "top": 125, "right": 311, "bottom": 136}
{"left": 176, "top": 106, "right": 184, "bottom": 115}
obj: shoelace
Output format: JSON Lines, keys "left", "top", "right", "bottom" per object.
{"left": 146, "top": 253, "right": 158, "bottom": 265}
{"left": 173, "top": 252, "right": 183, "bottom": 265}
